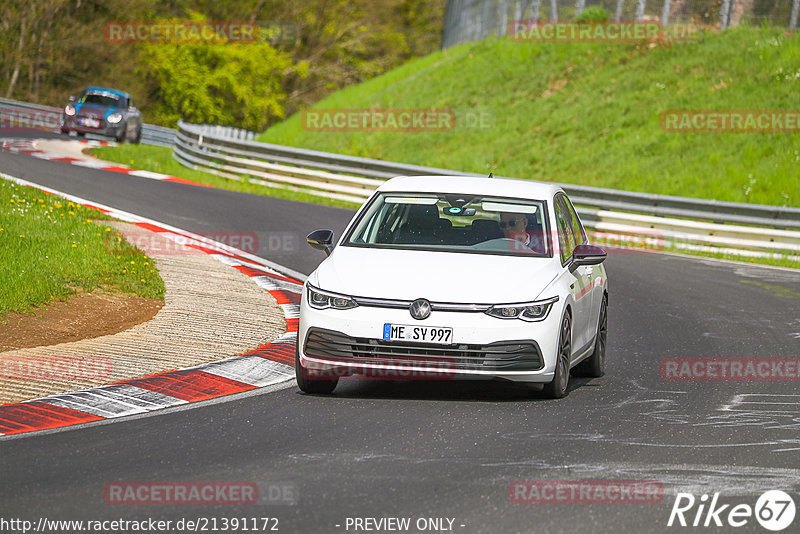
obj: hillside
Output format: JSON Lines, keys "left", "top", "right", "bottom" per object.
{"left": 258, "top": 26, "right": 800, "bottom": 207}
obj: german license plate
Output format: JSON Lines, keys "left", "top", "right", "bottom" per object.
{"left": 383, "top": 323, "right": 453, "bottom": 344}
{"left": 79, "top": 118, "right": 100, "bottom": 128}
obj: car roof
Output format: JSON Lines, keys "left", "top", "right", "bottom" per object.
{"left": 84, "top": 87, "right": 130, "bottom": 98}
{"left": 376, "top": 175, "right": 563, "bottom": 200}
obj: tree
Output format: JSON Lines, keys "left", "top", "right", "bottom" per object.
{"left": 138, "top": 39, "right": 295, "bottom": 130}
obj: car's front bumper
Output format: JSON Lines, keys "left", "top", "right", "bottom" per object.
{"left": 298, "top": 293, "right": 562, "bottom": 383}
{"left": 61, "top": 116, "right": 124, "bottom": 137}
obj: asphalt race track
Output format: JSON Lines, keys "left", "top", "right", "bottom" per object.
{"left": 1, "top": 144, "right": 799, "bottom": 534}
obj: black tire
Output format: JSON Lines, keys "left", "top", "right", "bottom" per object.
{"left": 115, "top": 123, "right": 126, "bottom": 143}
{"left": 132, "top": 127, "right": 142, "bottom": 144}
{"left": 542, "top": 313, "right": 571, "bottom": 399}
{"left": 573, "top": 295, "right": 607, "bottom": 378}
{"left": 295, "top": 343, "right": 338, "bottom": 394}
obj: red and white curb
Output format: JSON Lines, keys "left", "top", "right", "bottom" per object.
{"left": 0, "top": 173, "right": 305, "bottom": 437}
{"left": 0, "top": 138, "right": 209, "bottom": 187}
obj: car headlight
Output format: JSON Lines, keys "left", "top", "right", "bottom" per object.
{"left": 107, "top": 113, "right": 123, "bottom": 124}
{"left": 64, "top": 105, "right": 76, "bottom": 116}
{"left": 486, "top": 296, "right": 558, "bottom": 322}
{"left": 307, "top": 284, "right": 357, "bottom": 310}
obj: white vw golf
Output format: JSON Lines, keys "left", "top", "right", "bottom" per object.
{"left": 297, "top": 175, "right": 608, "bottom": 398}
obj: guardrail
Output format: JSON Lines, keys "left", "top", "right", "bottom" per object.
{"left": 0, "top": 96, "right": 176, "bottom": 147}
{"left": 140, "top": 124, "right": 175, "bottom": 147}
{"left": 0, "top": 97, "right": 796, "bottom": 262}
{"left": 174, "top": 120, "right": 800, "bottom": 262}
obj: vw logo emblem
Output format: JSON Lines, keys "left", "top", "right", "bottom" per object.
{"left": 409, "top": 298, "right": 431, "bottom": 320}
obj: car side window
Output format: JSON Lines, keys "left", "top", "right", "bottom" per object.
{"left": 562, "top": 196, "right": 587, "bottom": 247}
{"left": 554, "top": 195, "right": 576, "bottom": 263}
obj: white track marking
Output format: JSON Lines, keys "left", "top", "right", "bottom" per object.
{"left": 201, "top": 355, "right": 294, "bottom": 387}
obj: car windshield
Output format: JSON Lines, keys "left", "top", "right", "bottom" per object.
{"left": 345, "top": 192, "right": 550, "bottom": 256}
{"left": 80, "top": 93, "right": 121, "bottom": 107}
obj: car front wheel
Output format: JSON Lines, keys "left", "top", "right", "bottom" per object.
{"left": 573, "top": 294, "right": 607, "bottom": 378}
{"left": 295, "top": 344, "right": 338, "bottom": 394}
{"left": 542, "top": 313, "right": 571, "bottom": 399}
{"left": 115, "top": 123, "right": 126, "bottom": 143}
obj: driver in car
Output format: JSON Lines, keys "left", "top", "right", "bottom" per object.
{"left": 499, "top": 212, "right": 544, "bottom": 252}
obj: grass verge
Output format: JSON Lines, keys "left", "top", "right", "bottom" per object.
{"left": 258, "top": 25, "right": 799, "bottom": 208}
{"left": 0, "top": 178, "right": 165, "bottom": 318}
{"left": 91, "top": 144, "right": 361, "bottom": 210}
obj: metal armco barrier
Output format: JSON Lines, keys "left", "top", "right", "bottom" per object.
{"left": 140, "top": 124, "right": 175, "bottom": 147}
{"left": 174, "top": 120, "right": 800, "bottom": 261}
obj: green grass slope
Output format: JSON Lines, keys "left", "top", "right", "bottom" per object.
{"left": 0, "top": 180, "right": 165, "bottom": 317}
{"left": 259, "top": 26, "right": 799, "bottom": 207}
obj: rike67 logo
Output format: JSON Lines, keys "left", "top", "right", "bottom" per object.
{"left": 668, "top": 491, "right": 796, "bottom": 531}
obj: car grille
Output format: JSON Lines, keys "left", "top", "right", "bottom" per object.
{"left": 304, "top": 328, "right": 543, "bottom": 372}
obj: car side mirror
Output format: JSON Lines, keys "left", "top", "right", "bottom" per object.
{"left": 69, "top": 95, "right": 76, "bottom": 102}
{"left": 307, "top": 229, "right": 335, "bottom": 256}
{"left": 572, "top": 244, "right": 607, "bottom": 267}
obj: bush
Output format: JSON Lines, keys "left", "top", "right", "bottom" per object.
{"left": 575, "top": 6, "right": 610, "bottom": 22}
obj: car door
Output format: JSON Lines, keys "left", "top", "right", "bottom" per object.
{"left": 555, "top": 193, "right": 593, "bottom": 353}
{"left": 563, "top": 194, "right": 602, "bottom": 334}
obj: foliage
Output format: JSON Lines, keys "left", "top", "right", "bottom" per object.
{"left": 575, "top": 6, "right": 610, "bottom": 22}
{"left": 0, "top": 0, "right": 447, "bottom": 129}
{"left": 138, "top": 40, "right": 294, "bottom": 130}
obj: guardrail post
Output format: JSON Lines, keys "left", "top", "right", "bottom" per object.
{"left": 661, "top": 0, "right": 672, "bottom": 26}
{"left": 635, "top": 0, "right": 647, "bottom": 21}
{"left": 529, "top": 0, "right": 541, "bottom": 21}
{"left": 720, "top": 0, "right": 732, "bottom": 29}
{"left": 498, "top": 0, "right": 508, "bottom": 37}
{"left": 791, "top": 0, "right": 799, "bottom": 30}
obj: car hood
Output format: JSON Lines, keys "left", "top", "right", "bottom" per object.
{"left": 313, "top": 245, "right": 561, "bottom": 304}
{"left": 73, "top": 102, "right": 120, "bottom": 119}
